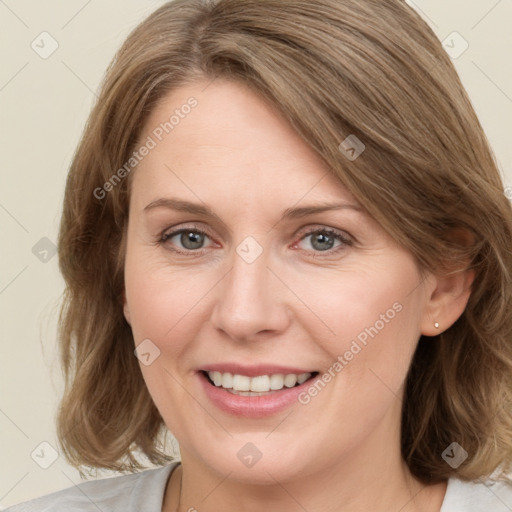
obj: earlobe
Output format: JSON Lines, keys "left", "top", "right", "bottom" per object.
{"left": 421, "top": 266, "right": 475, "bottom": 337}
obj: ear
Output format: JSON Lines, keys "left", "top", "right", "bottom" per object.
{"left": 421, "top": 228, "right": 477, "bottom": 336}
{"left": 420, "top": 265, "right": 475, "bottom": 336}
{"left": 123, "top": 289, "right": 131, "bottom": 326}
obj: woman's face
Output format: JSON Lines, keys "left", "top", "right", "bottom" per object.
{"left": 123, "top": 78, "right": 435, "bottom": 484}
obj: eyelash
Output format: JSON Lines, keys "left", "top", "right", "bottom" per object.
{"left": 159, "top": 224, "right": 353, "bottom": 258}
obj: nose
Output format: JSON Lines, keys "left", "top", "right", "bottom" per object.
{"left": 210, "top": 242, "right": 291, "bottom": 343}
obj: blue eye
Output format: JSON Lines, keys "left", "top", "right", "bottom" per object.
{"left": 161, "top": 228, "right": 213, "bottom": 252}
{"left": 297, "top": 228, "right": 352, "bottom": 254}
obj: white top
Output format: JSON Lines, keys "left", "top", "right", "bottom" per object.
{"left": 4, "top": 462, "right": 512, "bottom": 511}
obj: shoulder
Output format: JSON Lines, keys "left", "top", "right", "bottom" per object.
{"left": 441, "top": 476, "right": 512, "bottom": 511}
{"left": 3, "top": 462, "right": 180, "bottom": 512}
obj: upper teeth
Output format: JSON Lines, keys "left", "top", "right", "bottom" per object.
{"left": 207, "top": 371, "right": 312, "bottom": 392}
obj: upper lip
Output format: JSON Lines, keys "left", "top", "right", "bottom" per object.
{"left": 199, "top": 363, "right": 318, "bottom": 377}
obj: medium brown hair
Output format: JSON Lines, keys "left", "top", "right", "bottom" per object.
{"left": 56, "top": 0, "right": 512, "bottom": 482}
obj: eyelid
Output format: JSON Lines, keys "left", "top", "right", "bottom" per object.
{"left": 295, "top": 224, "right": 353, "bottom": 242}
{"left": 161, "top": 222, "right": 216, "bottom": 240}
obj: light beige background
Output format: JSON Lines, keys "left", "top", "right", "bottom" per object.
{"left": 1, "top": 0, "right": 511, "bottom": 508}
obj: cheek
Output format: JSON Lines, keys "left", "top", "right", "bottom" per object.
{"left": 124, "top": 248, "right": 181, "bottom": 344}
{"left": 293, "top": 259, "right": 424, "bottom": 390}
{"left": 289, "top": 264, "right": 424, "bottom": 450}
{"left": 123, "top": 254, "right": 202, "bottom": 426}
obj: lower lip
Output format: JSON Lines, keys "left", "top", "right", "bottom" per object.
{"left": 198, "top": 371, "right": 318, "bottom": 418}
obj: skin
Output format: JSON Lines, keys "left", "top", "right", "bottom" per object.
{"left": 122, "top": 78, "right": 474, "bottom": 512}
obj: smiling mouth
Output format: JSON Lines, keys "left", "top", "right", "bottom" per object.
{"left": 202, "top": 370, "right": 319, "bottom": 396}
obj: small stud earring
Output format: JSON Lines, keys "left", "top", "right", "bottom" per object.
{"left": 434, "top": 322, "right": 440, "bottom": 329}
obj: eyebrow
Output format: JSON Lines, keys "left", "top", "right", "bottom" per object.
{"left": 143, "top": 198, "right": 363, "bottom": 222}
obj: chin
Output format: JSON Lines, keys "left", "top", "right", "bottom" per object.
{"left": 190, "top": 435, "right": 319, "bottom": 486}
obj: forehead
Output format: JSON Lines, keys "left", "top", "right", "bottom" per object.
{"left": 131, "top": 78, "right": 359, "bottom": 207}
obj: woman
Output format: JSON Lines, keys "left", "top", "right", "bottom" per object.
{"left": 6, "top": 0, "right": 512, "bottom": 511}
